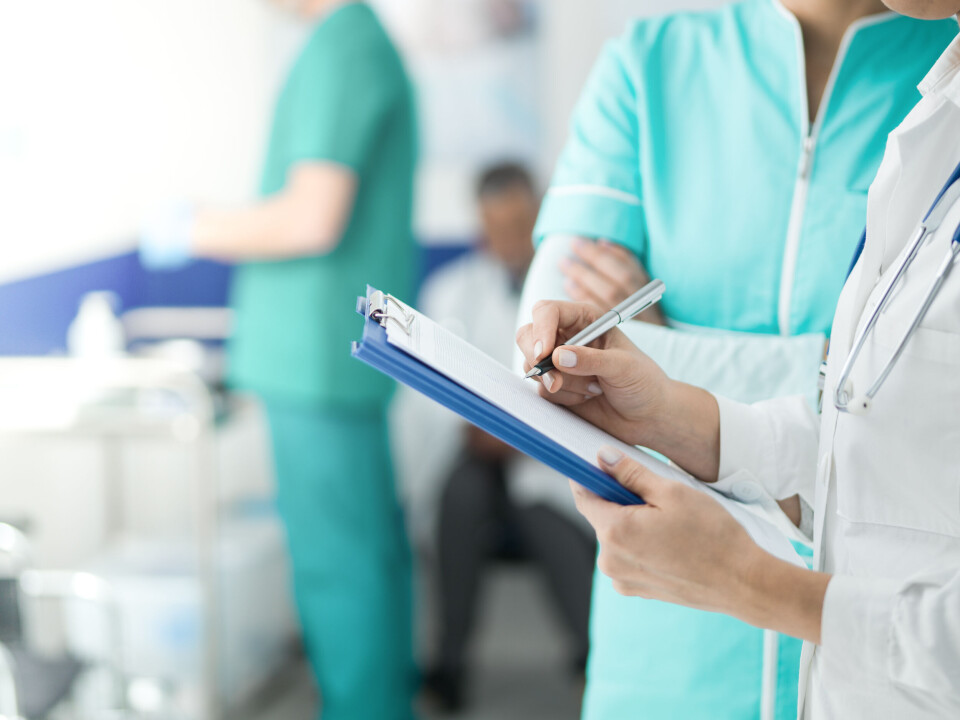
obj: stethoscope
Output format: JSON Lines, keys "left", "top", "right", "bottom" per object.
{"left": 831, "top": 158, "right": 960, "bottom": 414}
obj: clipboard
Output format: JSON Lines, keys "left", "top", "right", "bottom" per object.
{"left": 351, "top": 286, "right": 643, "bottom": 505}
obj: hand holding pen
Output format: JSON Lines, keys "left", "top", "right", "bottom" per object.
{"left": 524, "top": 280, "right": 665, "bottom": 379}
{"left": 515, "top": 282, "right": 672, "bottom": 449}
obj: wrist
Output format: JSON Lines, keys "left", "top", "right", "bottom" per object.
{"left": 637, "top": 377, "right": 681, "bottom": 444}
{"left": 642, "top": 380, "right": 720, "bottom": 481}
{"left": 738, "top": 549, "right": 830, "bottom": 644}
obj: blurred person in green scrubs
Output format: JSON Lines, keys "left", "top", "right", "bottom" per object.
{"left": 516, "top": 1, "right": 957, "bottom": 719}
{"left": 140, "top": 2, "right": 419, "bottom": 718}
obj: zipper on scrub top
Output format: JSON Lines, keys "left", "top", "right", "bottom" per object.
{"left": 778, "top": 140, "right": 821, "bottom": 335}
{"left": 797, "top": 137, "right": 815, "bottom": 179}
{"left": 774, "top": 10, "right": 887, "bottom": 337}
{"left": 775, "top": 8, "right": 895, "bottom": 336}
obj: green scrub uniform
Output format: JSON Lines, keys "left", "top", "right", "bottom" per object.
{"left": 534, "top": 2, "right": 957, "bottom": 718}
{"left": 228, "top": 4, "right": 418, "bottom": 719}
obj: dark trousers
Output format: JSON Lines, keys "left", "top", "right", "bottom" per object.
{"left": 435, "top": 452, "right": 596, "bottom": 675}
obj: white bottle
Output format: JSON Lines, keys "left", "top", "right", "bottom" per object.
{"left": 67, "top": 292, "right": 126, "bottom": 359}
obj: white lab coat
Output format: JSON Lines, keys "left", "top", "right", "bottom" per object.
{"left": 390, "top": 251, "right": 586, "bottom": 547}
{"left": 715, "top": 36, "right": 960, "bottom": 718}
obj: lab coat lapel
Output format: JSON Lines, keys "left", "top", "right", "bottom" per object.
{"left": 836, "top": 99, "right": 959, "bottom": 352}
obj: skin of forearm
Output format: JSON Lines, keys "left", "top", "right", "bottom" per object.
{"left": 636, "top": 383, "right": 802, "bottom": 535}
{"left": 736, "top": 550, "right": 831, "bottom": 644}
{"left": 191, "top": 163, "right": 356, "bottom": 261}
{"left": 641, "top": 379, "right": 722, "bottom": 482}
{"left": 192, "top": 193, "right": 337, "bottom": 260}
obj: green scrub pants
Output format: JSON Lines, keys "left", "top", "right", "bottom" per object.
{"left": 265, "top": 401, "right": 417, "bottom": 720}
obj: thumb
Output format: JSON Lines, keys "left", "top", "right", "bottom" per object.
{"left": 597, "top": 446, "right": 667, "bottom": 504}
{"left": 551, "top": 344, "right": 634, "bottom": 380}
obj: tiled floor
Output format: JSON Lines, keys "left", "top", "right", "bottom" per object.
{"left": 244, "top": 564, "right": 585, "bottom": 720}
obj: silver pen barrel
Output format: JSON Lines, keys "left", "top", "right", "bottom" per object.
{"left": 522, "top": 279, "right": 666, "bottom": 379}
{"left": 613, "top": 279, "right": 666, "bottom": 321}
{"left": 566, "top": 279, "right": 666, "bottom": 348}
{"left": 565, "top": 310, "right": 621, "bottom": 347}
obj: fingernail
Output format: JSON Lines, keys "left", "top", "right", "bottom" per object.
{"left": 598, "top": 446, "right": 624, "bottom": 466}
{"left": 542, "top": 372, "right": 555, "bottom": 392}
{"left": 588, "top": 382, "right": 603, "bottom": 395}
{"left": 558, "top": 349, "right": 577, "bottom": 368}
{"left": 534, "top": 340, "right": 543, "bottom": 360}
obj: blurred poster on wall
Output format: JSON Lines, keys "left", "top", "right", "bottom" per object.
{"left": 371, "top": 0, "right": 542, "bottom": 242}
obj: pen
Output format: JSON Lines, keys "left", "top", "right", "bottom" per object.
{"left": 524, "top": 279, "right": 666, "bottom": 379}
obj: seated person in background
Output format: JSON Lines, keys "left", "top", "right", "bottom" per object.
{"left": 392, "top": 163, "right": 596, "bottom": 712}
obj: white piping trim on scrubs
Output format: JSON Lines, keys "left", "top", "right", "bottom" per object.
{"left": 772, "top": 2, "right": 897, "bottom": 337}
{"left": 545, "top": 185, "right": 643, "bottom": 207}
{"left": 760, "top": 629, "right": 780, "bottom": 720}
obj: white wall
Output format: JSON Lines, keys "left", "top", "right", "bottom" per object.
{"left": 0, "top": 0, "right": 304, "bottom": 284}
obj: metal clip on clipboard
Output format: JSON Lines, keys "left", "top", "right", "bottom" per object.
{"left": 357, "top": 289, "right": 416, "bottom": 335}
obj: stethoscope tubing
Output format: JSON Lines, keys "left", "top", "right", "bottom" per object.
{"left": 864, "top": 235, "right": 960, "bottom": 402}
{"left": 834, "top": 161, "right": 960, "bottom": 414}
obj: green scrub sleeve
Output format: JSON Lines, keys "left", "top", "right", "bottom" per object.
{"left": 535, "top": 38, "right": 647, "bottom": 255}
{"left": 286, "top": 45, "right": 398, "bottom": 173}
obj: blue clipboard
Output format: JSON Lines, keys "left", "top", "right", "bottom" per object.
{"left": 351, "top": 288, "right": 642, "bottom": 506}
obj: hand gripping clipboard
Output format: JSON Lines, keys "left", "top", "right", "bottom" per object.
{"left": 352, "top": 286, "right": 813, "bottom": 569}
{"left": 351, "top": 286, "right": 643, "bottom": 506}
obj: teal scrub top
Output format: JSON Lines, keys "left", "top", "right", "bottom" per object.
{"left": 229, "top": 3, "right": 418, "bottom": 409}
{"left": 535, "top": 2, "right": 957, "bottom": 718}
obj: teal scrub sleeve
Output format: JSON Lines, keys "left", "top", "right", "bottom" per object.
{"left": 286, "top": 46, "right": 397, "bottom": 173}
{"left": 535, "top": 37, "right": 646, "bottom": 254}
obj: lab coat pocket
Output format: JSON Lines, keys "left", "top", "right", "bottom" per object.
{"left": 833, "top": 317, "right": 960, "bottom": 538}
{"left": 873, "top": 318, "right": 960, "bottom": 365}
